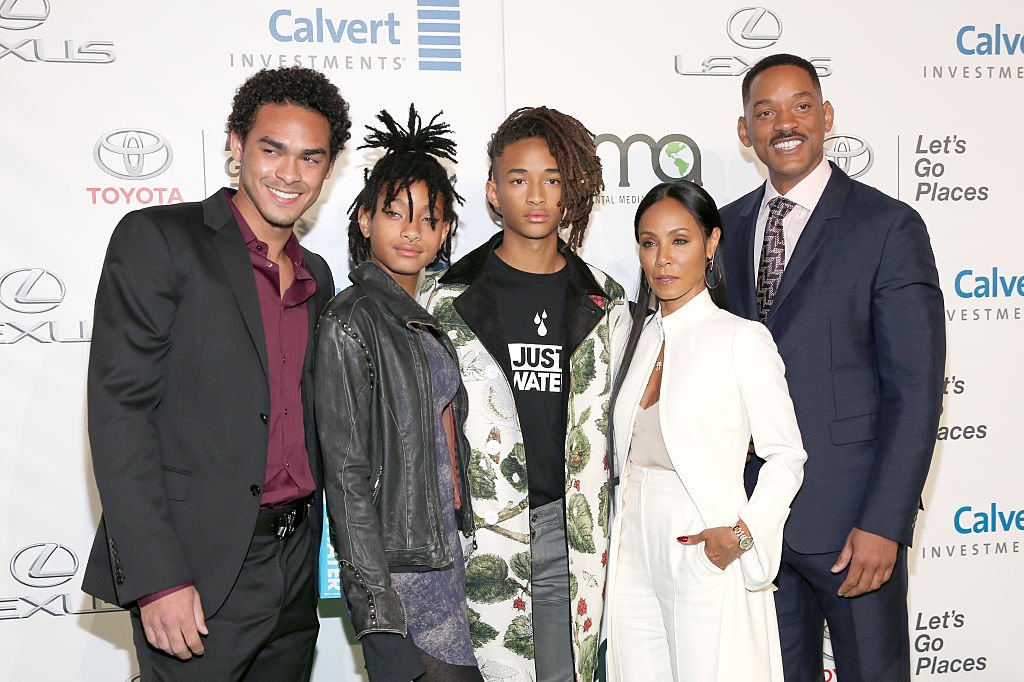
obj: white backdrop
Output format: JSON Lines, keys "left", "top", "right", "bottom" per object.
{"left": 2, "top": 1, "right": 1021, "bottom": 680}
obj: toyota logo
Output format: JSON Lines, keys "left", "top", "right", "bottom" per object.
{"left": 727, "top": 7, "right": 783, "bottom": 49}
{"left": 0, "top": 0, "right": 50, "bottom": 30}
{"left": 824, "top": 134, "right": 874, "bottom": 179}
{"left": 10, "top": 543, "right": 79, "bottom": 588}
{"left": 94, "top": 128, "right": 173, "bottom": 180}
{"left": 0, "top": 268, "right": 66, "bottom": 314}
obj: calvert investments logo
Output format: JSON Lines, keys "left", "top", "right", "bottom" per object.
{"left": 0, "top": 0, "right": 115, "bottom": 64}
{"left": 921, "top": 22, "right": 1024, "bottom": 81}
{"left": 824, "top": 134, "right": 873, "bottom": 179}
{"left": 234, "top": 1, "right": 463, "bottom": 73}
{"left": 0, "top": 267, "right": 90, "bottom": 344}
{"left": 88, "top": 128, "right": 183, "bottom": 206}
{"left": 675, "top": 6, "right": 831, "bottom": 78}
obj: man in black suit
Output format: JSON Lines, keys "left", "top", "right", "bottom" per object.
{"left": 83, "top": 66, "right": 351, "bottom": 680}
{"left": 719, "top": 54, "right": 945, "bottom": 681}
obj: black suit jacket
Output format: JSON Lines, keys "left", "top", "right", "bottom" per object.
{"left": 83, "top": 189, "right": 335, "bottom": 615}
{"left": 720, "top": 164, "right": 945, "bottom": 553}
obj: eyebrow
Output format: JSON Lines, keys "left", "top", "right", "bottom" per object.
{"left": 506, "top": 167, "right": 560, "bottom": 175}
{"left": 639, "top": 226, "right": 695, "bottom": 238}
{"left": 751, "top": 91, "right": 817, "bottom": 109}
{"left": 258, "top": 136, "right": 327, "bottom": 156}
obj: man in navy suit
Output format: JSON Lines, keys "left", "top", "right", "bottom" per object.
{"left": 719, "top": 54, "right": 945, "bottom": 682}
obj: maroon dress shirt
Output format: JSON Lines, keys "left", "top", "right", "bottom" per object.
{"left": 138, "top": 194, "right": 318, "bottom": 607}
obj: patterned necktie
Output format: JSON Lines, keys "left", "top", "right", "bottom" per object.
{"left": 756, "top": 196, "right": 796, "bottom": 322}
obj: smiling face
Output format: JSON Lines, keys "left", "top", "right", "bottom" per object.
{"left": 359, "top": 180, "right": 449, "bottom": 296}
{"left": 230, "top": 102, "right": 335, "bottom": 235}
{"left": 738, "top": 64, "right": 834, "bottom": 195}
{"left": 638, "top": 197, "right": 720, "bottom": 316}
{"left": 486, "top": 136, "right": 564, "bottom": 247}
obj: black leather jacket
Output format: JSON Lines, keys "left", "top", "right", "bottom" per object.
{"left": 314, "top": 262, "right": 474, "bottom": 639}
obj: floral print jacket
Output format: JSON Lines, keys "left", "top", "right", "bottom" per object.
{"left": 421, "top": 234, "right": 630, "bottom": 682}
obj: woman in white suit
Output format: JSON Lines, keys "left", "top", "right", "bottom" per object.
{"left": 605, "top": 180, "right": 806, "bottom": 681}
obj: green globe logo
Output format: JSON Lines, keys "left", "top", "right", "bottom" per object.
{"left": 659, "top": 141, "right": 694, "bottom": 179}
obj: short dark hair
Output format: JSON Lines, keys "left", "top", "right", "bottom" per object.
{"left": 348, "top": 105, "right": 464, "bottom": 268}
{"left": 226, "top": 66, "right": 352, "bottom": 160}
{"left": 741, "top": 53, "right": 822, "bottom": 107}
{"left": 487, "top": 106, "right": 604, "bottom": 251}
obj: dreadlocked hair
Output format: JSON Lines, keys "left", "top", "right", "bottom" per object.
{"left": 348, "top": 104, "right": 464, "bottom": 267}
{"left": 487, "top": 106, "right": 604, "bottom": 251}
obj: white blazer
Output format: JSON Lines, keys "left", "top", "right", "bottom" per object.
{"left": 605, "top": 290, "right": 808, "bottom": 680}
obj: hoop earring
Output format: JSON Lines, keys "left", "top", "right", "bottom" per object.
{"left": 705, "top": 253, "right": 722, "bottom": 290}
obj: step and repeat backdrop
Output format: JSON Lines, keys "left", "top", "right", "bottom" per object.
{"left": 2, "top": 1, "right": 1020, "bottom": 680}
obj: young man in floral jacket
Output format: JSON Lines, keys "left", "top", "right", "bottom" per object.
{"left": 422, "top": 107, "right": 630, "bottom": 682}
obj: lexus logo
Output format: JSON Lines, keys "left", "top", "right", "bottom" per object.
{"left": 94, "top": 128, "right": 173, "bottom": 180}
{"left": 726, "top": 7, "right": 782, "bottom": 49}
{"left": 824, "top": 134, "right": 874, "bottom": 179}
{"left": 0, "top": 268, "right": 65, "bottom": 313}
{"left": 10, "top": 543, "right": 79, "bottom": 588}
{"left": 0, "top": 0, "right": 50, "bottom": 31}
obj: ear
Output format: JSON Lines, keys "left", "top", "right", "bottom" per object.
{"left": 485, "top": 179, "right": 501, "bottom": 214}
{"left": 823, "top": 101, "right": 835, "bottom": 134}
{"left": 737, "top": 116, "right": 752, "bottom": 148}
{"left": 707, "top": 227, "right": 722, "bottom": 260}
{"left": 357, "top": 207, "right": 371, "bottom": 239}
{"left": 229, "top": 130, "right": 245, "bottom": 162}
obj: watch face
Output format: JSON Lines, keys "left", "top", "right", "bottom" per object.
{"left": 739, "top": 536, "right": 754, "bottom": 551}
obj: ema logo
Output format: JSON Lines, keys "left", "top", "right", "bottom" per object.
{"left": 824, "top": 134, "right": 873, "bottom": 179}
{"left": 265, "top": 1, "right": 462, "bottom": 72}
{"left": 596, "top": 133, "right": 703, "bottom": 188}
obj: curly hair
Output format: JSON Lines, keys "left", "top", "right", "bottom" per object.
{"left": 487, "top": 106, "right": 604, "bottom": 251}
{"left": 348, "top": 104, "right": 464, "bottom": 268}
{"left": 226, "top": 66, "right": 352, "bottom": 159}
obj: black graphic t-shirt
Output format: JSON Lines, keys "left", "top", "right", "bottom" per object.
{"left": 488, "top": 254, "right": 570, "bottom": 509}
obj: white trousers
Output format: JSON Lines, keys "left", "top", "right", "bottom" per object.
{"left": 608, "top": 467, "right": 731, "bottom": 682}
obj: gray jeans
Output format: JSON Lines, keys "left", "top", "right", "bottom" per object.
{"left": 530, "top": 498, "right": 573, "bottom": 682}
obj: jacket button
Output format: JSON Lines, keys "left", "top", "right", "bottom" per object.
{"left": 250, "top": 485, "right": 262, "bottom": 496}
{"left": 115, "top": 574, "right": 125, "bottom": 585}
{"left": 259, "top": 413, "right": 268, "bottom": 424}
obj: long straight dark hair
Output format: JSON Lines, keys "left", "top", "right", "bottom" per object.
{"left": 607, "top": 180, "right": 729, "bottom": 483}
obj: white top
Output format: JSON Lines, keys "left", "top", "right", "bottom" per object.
{"left": 752, "top": 156, "right": 832, "bottom": 276}
{"left": 628, "top": 402, "right": 675, "bottom": 472}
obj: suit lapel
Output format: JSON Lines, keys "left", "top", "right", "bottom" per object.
{"left": 454, "top": 270, "right": 515, "bottom": 383}
{"left": 205, "top": 193, "right": 269, "bottom": 381}
{"left": 767, "top": 165, "right": 850, "bottom": 325}
{"left": 733, "top": 186, "right": 763, "bottom": 320}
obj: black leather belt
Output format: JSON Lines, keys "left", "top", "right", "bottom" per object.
{"left": 254, "top": 496, "right": 312, "bottom": 539}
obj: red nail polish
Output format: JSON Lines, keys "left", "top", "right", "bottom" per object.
{"left": 677, "top": 536, "right": 688, "bottom": 543}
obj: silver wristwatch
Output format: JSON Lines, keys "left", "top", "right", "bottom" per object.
{"left": 732, "top": 524, "right": 754, "bottom": 551}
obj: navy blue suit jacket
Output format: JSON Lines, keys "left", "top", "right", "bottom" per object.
{"left": 720, "top": 163, "right": 945, "bottom": 554}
